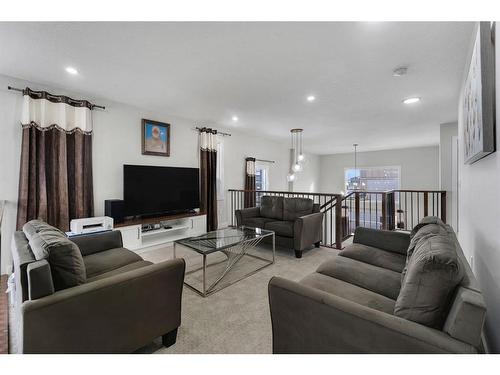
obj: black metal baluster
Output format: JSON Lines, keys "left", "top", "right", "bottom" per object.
{"left": 369, "top": 193, "right": 372, "bottom": 229}
{"left": 410, "top": 192, "right": 414, "bottom": 229}
{"left": 231, "top": 191, "right": 235, "bottom": 226}
{"left": 365, "top": 194, "right": 367, "bottom": 228}
{"left": 404, "top": 192, "right": 407, "bottom": 229}
{"left": 417, "top": 192, "right": 420, "bottom": 225}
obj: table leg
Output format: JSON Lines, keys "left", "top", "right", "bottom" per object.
{"left": 173, "top": 242, "right": 176, "bottom": 259}
{"left": 272, "top": 233, "right": 276, "bottom": 263}
{"left": 202, "top": 254, "right": 207, "bottom": 296}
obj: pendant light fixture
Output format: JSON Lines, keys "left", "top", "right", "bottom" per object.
{"left": 347, "top": 143, "right": 365, "bottom": 192}
{"left": 353, "top": 143, "right": 359, "bottom": 189}
{"left": 291, "top": 128, "right": 304, "bottom": 171}
{"left": 287, "top": 128, "right": 304, "bottom": 182}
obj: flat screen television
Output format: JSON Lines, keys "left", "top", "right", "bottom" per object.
{"left": 124, "top": 165, "right": 200, "bottom": 217}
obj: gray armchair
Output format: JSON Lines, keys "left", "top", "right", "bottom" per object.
{"left": 11, "top": 221, "right": 185, "bottom": 353}
{"left": 235, "top": 196, "right": 323, "bottom": 258}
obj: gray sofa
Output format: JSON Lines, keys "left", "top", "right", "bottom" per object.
{"left": 11, "top": 220, "right": 185, "bottom": 353}
{"left": 268, "top": 218, "right": 486, "bottom": 353}
{"left": 235, "top": 196, "right": 324, "bottom": 258}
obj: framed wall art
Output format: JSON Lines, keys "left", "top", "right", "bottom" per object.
{"left": 141, "top": 119, "right": 170, "bottom": 157}
{"left": 462, "top": 22, "right": 496, "bottom": 164}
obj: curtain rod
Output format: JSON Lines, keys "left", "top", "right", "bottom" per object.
{"left": 7, "top": 86, "right": 106, "bottom": 110}
{"left": 255, "top": 158, "right": 275, "bottom": 164}
{"left": 194, "top": 126, "right": 231, "bottom": 137}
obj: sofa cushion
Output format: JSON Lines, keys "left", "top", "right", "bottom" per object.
{"left": 402, "top": 222, "right": 451, "bottom": 281}
{"left": 23, "top": 219, "right": 66, "bottom": 241}
{"left": 87, "top": 260, "right": 153, "bottom": 282}
{"left": 25, "top": 223, "right": 87, "bottom": 291}
{"left": 265, "top": 220, "right": 294, "bottom": 237}
{"left": 83, "top": 247, "right": 143, "bottom": 279}
{"left": 301, "top": 272, "right": 396, "bottom": 314}
{"left": 242, "top": 217, "right": 276, "bottom": 229}
{"left": 317, "top": 256, "right": 401, "bottom": 300}
{"left": 394, "top": 234, "right": 464, "bottom": 329}
{"left": 408, "top": 222, "right": 449, "bottom": 258}
{"left": 340, "top": 243, "right": 407, "bottom": 273}
{"left": 260, "top": 196, "right": 284, "bottom": 220}
{"left": 283, "top": 198, "right": 313, "bottom": 221}
{"left": 353, "top": 227, "right": 410, "bottom": 255}
{"left": 22, "top": 219, "right": 66, "bottom": 242}
{"left": 70, "top": 231, "right": 123, "bottom": 256}
{"left": 409, "top": 216, "right": 448, "bottom": 239}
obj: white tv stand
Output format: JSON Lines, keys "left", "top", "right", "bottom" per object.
{"left": 115, "top": 212, "right": 206, "bottom": 254}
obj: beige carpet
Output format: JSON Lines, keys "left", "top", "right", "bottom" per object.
{"left": 136, "top": 243, "right": 339, "bottom": 354}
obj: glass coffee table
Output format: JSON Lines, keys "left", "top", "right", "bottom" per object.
{"left": 174, "top": 226, "right": 275, "bottom": 297}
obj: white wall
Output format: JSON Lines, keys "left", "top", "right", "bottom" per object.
{"left": 318, "top": 146, "right": 440, "bottom": 193}
{"left": 0, "top": 76, "right": 23, "bottom": 275}
{"left": 458, "top": 24, "right": 500, "bottom": 353}
{"left": 439, "top": 122, "right": 458, "bottom": 227}
{"left": 0, "top": 73, "right": 296, "bottom": 273}
{"left": 291, "top": 152, "right": 321, "bottom": 193}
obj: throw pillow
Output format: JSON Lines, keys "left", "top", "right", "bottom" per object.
{"left": 25, "top": 220, "right": 87, "bottom": 291}
{"left": 394, "top": 234, "right": 464, "bottom": 329}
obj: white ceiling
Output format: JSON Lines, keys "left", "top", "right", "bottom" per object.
{"left": 0, "top": 22, "right": 474, "bottom": 154}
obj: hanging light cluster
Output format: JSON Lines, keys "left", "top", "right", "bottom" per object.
{"left": 287, "top": 128, "right": 305, "bottom": 182}
{"left": 346, "top": 143, "right": 366, "bottom": 192}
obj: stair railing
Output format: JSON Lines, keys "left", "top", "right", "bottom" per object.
{"left": 228, "top": 189, "right": 446, "bottom": 249}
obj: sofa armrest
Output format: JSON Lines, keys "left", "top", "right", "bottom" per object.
{"left": 235, "top": 207, "right": 261, "bottom": 226}
{"left": 20, "top": 258, "right": 185, "bottom": 353}
{"left": 293, "top": 212, "right": 323, "bottom": 251}
{"left": 27, "top": 260, "right": 55, "bottom": 300}
{"left": 353, "top": 227, "right": 410, "bottom": 255}
{"left": 268, "top": 276, "right": 477, "bottom": 354}
{"left": 70, "top": 230, "right": 123, "bottom": 256}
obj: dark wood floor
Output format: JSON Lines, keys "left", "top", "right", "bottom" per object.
{"left": 0, "top": 274, "right": 8, "bottom": 354}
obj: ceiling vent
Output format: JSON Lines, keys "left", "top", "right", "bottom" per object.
{"left": 393, "top": 66, "right": 408, "bottom": 77}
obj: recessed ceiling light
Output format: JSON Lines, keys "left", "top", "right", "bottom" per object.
{"left": 403, "top": 97, "right": 421, "bottom": 104}
{"left": 65, "top": 67, "right": 78, "bottom": 75}
{"left": 306, "top": 95, "right": 316, "bottom": 102}
{"left": 232, "top": 116, "right": 239, "bottom": 122}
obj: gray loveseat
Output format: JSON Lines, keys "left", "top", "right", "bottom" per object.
{"left": 11, "top": 220, "right": 185, "bottom": 353}
{"left": 268, "top": 217, "right": 486, "bottom": 353}
{"left": 235, "top": 196, "right": 324, "bottom": 258}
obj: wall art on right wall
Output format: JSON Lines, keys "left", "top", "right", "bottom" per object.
{"left": 462, "top": 22, "right": 496, "bottom": 164}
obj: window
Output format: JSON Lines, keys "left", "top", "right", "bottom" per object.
{"left": 344, "top": 166, "right": 400, "bottom": 193}
{"left": 255, "top": 163, "right": 269, "bottom": 205}
{"left": 255, "top": 165, "right": 269, "bottom": 191}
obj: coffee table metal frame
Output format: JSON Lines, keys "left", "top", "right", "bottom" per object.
{"left": 173, "top": 227, "right": 275, "bottom": 297}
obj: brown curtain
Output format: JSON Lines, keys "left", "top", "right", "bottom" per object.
{"left": 199, "top": 127, "right": 218, "bottom": 231}
{"left": 16, "top": 88, "right": 94, "bottom": 231}
{"left": 244, "top": 157, "right": 256, "bottom": 208}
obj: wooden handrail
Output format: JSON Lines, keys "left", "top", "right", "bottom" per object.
{"left": 319, "top": 195, "right": 340, "bottom": 210}
{"left": 228, "top": 189, "right": 340, "bottom": 197}
{"left": 227, "top": 189, "right": 446, "bottom": 197}
{"left": 392, "top": 189, "right": 446, "bottom": 193}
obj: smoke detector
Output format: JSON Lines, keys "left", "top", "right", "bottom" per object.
{"left": 393, "top": 66, "right": 408, "bottom": 77}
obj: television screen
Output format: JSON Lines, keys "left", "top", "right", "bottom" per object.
{"left": 124, "top": 165, "right": 200, "bottom": 217}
